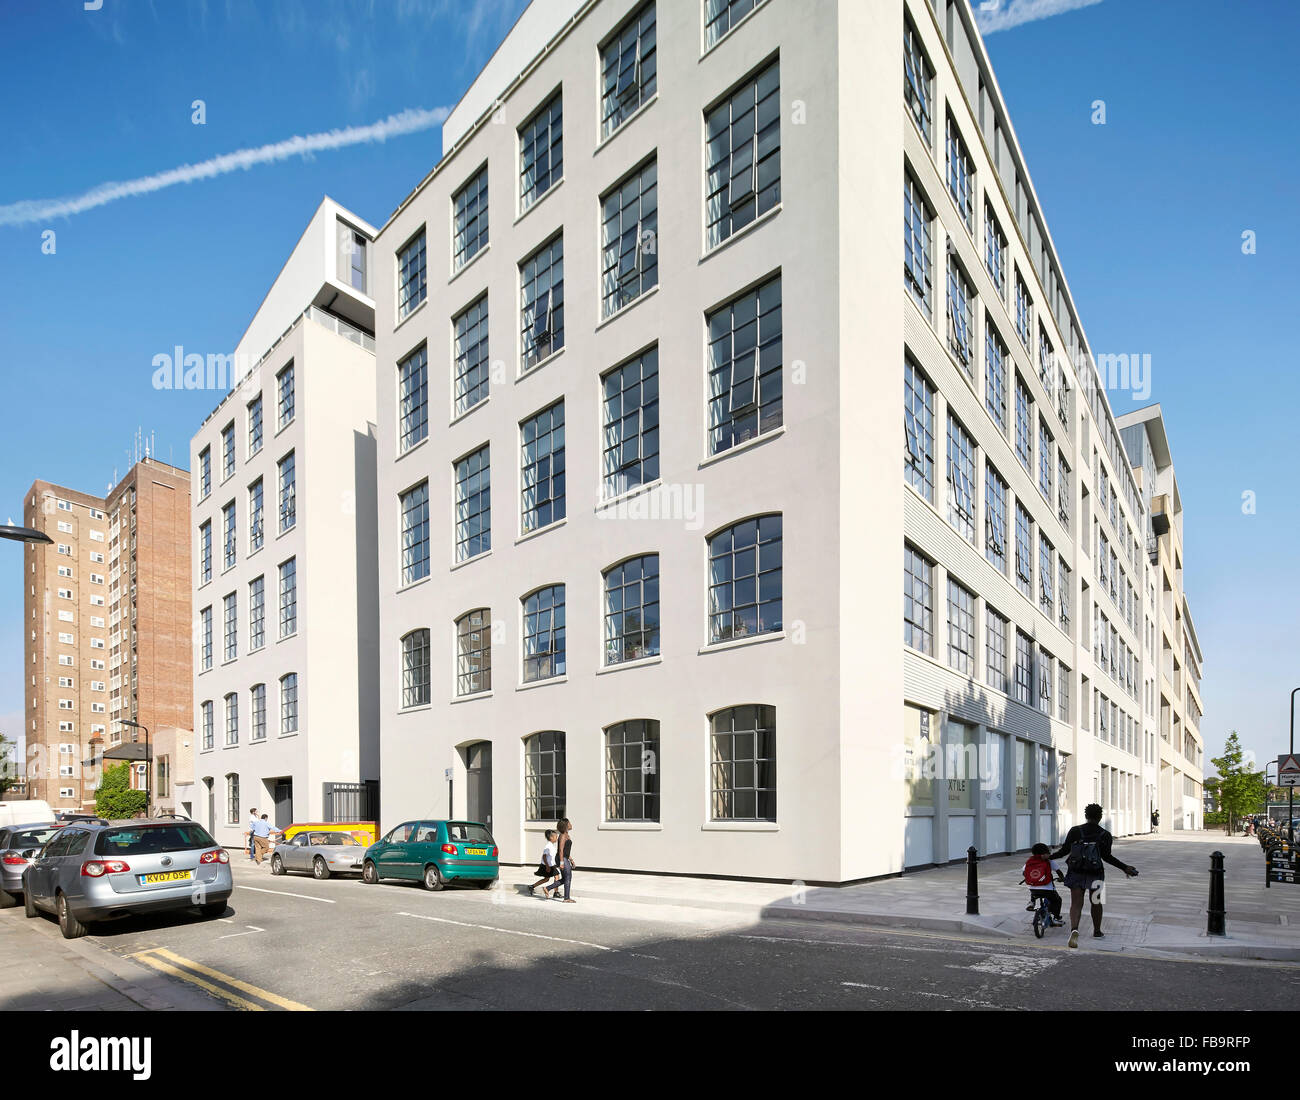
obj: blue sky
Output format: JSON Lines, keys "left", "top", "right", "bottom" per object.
{"left": 0, "top": 0, "right": 1295, "bottom": 777}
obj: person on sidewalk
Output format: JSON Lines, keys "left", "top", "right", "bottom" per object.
{"left": 250, "top": 814, "right": 273, "bottom": 864}
{"left": 1150, "top": 809, "right": 1159, "bottom": 831}
{"left": 1050, "top": 803, "right": 1138, "bottom": 949}
{"left": 529, "top": 829, "right": 560, "bottom": 897}
{"left": 1020, "top": 843, "right": 1065, "bottom": 925}
{"left": 245, "top": 808, "right": 259, "bottom": 862}
{"left": 554, "top": 817, "right": 576, "bottom": 902}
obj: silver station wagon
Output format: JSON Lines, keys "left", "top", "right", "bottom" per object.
{"left": 23, "top": 817, "right": 232, "bottom": 938}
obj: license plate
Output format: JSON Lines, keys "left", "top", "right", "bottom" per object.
{"left": 465, "top": 848, "right": 488, "bottom": 856}
{"left": 139, "top": 870, "right": 193, "bottom": 885}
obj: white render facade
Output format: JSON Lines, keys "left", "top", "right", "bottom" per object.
{"left": 370, "top": 0, "right": 1204, "bottom": 883}
{"left": 190, "top": 198, "right": 382, "bottom": 847}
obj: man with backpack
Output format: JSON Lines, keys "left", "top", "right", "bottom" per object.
{"left": 1050, "top": 803, "right": 1138, "bottom": 949}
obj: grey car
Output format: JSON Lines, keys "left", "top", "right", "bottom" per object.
{"left": 270, "top": 830, "right": 366, "bottom": 879}
{"left": 0, "top": 823, "right": 61, "bottom": 907}
{"left": 23, "top": 818, "right": 233, "bottom": 939}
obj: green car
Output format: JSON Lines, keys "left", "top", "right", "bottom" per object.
{"left": 361, "top": 820, "right": 498, "bottom": 891}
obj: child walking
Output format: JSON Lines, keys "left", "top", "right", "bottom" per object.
{"left": 529, "top": 829, "right": 560, "bottom": 897}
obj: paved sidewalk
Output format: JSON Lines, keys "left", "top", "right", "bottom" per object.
{"left": 499, "top": 833, "right": 1300, "bottom": 961}
{"left": 0, "top": 908, "right": 226, "bottom": 1012}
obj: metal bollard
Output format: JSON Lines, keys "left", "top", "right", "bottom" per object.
{"left": 966, "top": 846, "right": 979, "bottom": 915}
{"left": 1207, "top": 850, "right": 1226, "bottom": 935}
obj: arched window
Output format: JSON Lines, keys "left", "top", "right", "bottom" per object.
{"left": 524, "top": 731, "right": 566, "bottom": 822}
{"left": 401, "top": 629, "right": 431, "bottom": 708}
{"left": 709, "top": 705, "right": 776, "bottom": 822}
{"left": 522, "top": 585, "right": 565, "bottom": 682}
{"left": 602, "top": 556, "right": 659, "bottom": 665}
{"left": 707, "top": 515, "right": 782, "bottom": 644}
{"left": 456, "top": 610, "right": 491, "bottom": 696}
{"left": 605, "top": 720, "right": 659, "bottom": 822}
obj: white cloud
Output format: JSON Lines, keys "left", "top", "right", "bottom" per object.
{"left": 0, "top": 106, "right": 450, "bottom": 228}
{"left": 974, "top": 0, "right": 1103, "bottom": 34}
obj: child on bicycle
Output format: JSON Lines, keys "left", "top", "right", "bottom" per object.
{"left": 1021, "top": 843, "right": 1065, "bottom": 925}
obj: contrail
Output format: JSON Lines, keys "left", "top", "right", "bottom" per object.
{"left": 974, "top": 0, "right": 1103, "bottom": 34}
{"left": 0, "top": 106, "right": 450, "bottom": 227}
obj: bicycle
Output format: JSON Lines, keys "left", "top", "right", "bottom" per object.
{"left": 1031, "top": 891, "right": 1056, "bottom": 938}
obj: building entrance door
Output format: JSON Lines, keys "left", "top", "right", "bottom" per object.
{"left": 273, "top": 779, "right": 293, "bottom": 830}
{"left": 204, "top": 778, "right": 214, "bottom": 833}
{"left": 464, "top": 743, "right": 492, "bottom": 830}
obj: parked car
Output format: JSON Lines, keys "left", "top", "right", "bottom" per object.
{"left": 23, "top": 817, "right": 232, "bottom": 939}
{"left": 271, "top": 830, "right": 366, "bottom": 879}
{"left": 0, "top": 822, "right": 62, "bottom": 908}
{"left": 361, "top": 820, "right": 498, "bottom": 890}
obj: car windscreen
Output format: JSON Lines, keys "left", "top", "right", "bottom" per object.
{"left": 317, "top": 833, "right": 358, "bottom": 846}
{"left": 94, "top": 823, "right": 218, "bottom": 856}
{"left": 9, "top": 828, "right": 59, "bottom": 851}
{"left": 446, "top": 823, "right": 494, "bottom": 844}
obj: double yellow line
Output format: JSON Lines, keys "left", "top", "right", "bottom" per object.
{"left": 128, "top": 947, "right": 313, "bottom": 1011}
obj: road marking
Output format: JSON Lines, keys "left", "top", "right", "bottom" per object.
{"left": 130, "top": 947, "right": 314, "bottom": 1011}
{"left": 958, "top": 954, "right": 1059, "bottom": 977}
{"left": 218, "top": 925, "right": 266, "bottom": 940}
{"left": 839, "top": 981, "right": 1005, "bottom": 1010}
{"left": 237, "top": 885, "right": 335, "bottom": 903}
{"left": 736, "top": 933, "right": 986, "bottom": 958}
{"left": 130, "top": 951, "right": 266, "bottom": 1011}
{"left": 396, "top": 911, "right": 614, "bottom": 952}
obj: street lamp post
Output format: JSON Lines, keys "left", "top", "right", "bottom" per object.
{"left": 120, "top": 719, "right": 151, "bottom": 815}
{"left": 0, "top": 525, "right": 53, "bottom": 544}
{"left": 1290, "top": 688, "right": 1299, "bottom": 845}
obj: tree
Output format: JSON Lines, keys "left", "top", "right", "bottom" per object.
{"left": 0, "top": 731, "right": 17, "bottom": 798}
{"left": 95, "top": 762, "right": 147, "bottom": 819}
{"left": 1209, "top": 731, "right": 1267, "bottom": 834}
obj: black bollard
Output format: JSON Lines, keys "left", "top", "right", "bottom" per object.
{"left": 966, "top": 846, "right": 979, "bottom": 915}
{"left": 1207, "top": 850, "right": 1226, "bottom": 935}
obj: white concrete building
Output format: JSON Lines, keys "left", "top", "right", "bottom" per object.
{"left": 190, "top": 197, "right": 381, "bottom": 845}
{"left": 370, "top": 0, "right": 1203, "bottom": 882}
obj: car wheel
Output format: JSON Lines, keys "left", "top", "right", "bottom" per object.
{"left": 0, "top": 888, "right": 18, "bottom": 909}
{"left": 24, "top": 887, "right": 38, "bottom": 919}
{"left": 270, "top": 854, "right": 285, "bottom": 876}
{"left": 56, "top": 893, "right": 89, "bottom": 940}
{"left": 362, "top": 861, "right": 379, "bottom": 885}
{"left": 423, "top": 865, "right": 444, "bottom": 891}
{"left": 313, "top": 857, "right": 330, "bottom": 880}
{"left": 474, "top": 879, "right": 495, "bottom": 890}
{"left": 201, "top": 901, "right": 227, "bottom": 918}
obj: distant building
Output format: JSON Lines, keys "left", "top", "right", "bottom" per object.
{"left": 188, "top": 197, "right": 381, "bottom": 843}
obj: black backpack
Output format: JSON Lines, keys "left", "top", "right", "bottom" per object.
{"left": 1067, "top": 831, "right": 1105, "bottom": 874}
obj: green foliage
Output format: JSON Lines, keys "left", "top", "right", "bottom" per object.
{"left": 95, "top": 762, "right": 148, "bottom": 819}
{"left": 1209, "top": 731, "right": 1268, "bottom": 834}
{"left": 1203, "top": 811, "right": 1229, "bottom": 827}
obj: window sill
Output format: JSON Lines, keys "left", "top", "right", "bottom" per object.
{"left": 397, "top": 574, "right": 432, "bottom": 595}
{"left": 221, "top": 658, "right": 237, "bottom": 668}
{"left": 516, "top": 518, "right": 566, "bottom": 546}
{"left": 397, "top": 435, "right": 430, "bottom": 463}
{"left": 517, "top": 675, "right": 567, "bottom": 693}
{"left": 698, "top": 425, "right": 784, "bottom": 469}
{"left": 274, "top": 418, "right": 295, "bottom": 440}
{"left": 248, "top": 544, "right": 264, "bottom": 559}
{"left": 701, "top": 203, "right": 782, "bottom": 263}
{"left": 595, "top": 655, "right": 662, "bottom": 676}
{"left": 450, "top": 549, "right": 491, "bottom": 573}
{"left": 594, "top": 94, "right": 659, "bottom": 154}
{"left": 518, "top": 346, "right": 566, "bottom": 381}
{"left": 449, "top": 241, "right": 491, "bottom": 286}
{"left": 700, "top": 821, "right": 778, "bottom": 832}
{"left": 596, "top": 477, "right": 663, "bottom": 514}
{"left": 597, "top": 821, "right": 663, "bottom": 831}
{"left": 394, "top": 296, "right": 429, "bottom": 336}
{"left": 699, "top": 631, "right": 784, "bottom": 656}
{"left": 449, "top": 396, "right": 489, "bottom": 427}
{"left": 277, "top": 631, "right": 298, "bottom": 644}
{"left": 276, "top": 524, "right": 297, "bottom": 541}
{"left": 594, "top": 284, "right": 659, "bottom": 333}
{"left": 399, "top": 703, "right": 432, "bottom": 715}
{"left": 450, "top": 690, "right": 493, "bottom": 705}
{"left": 514, "top": 177, "right": 565, "bottom": 228}
{"left": 279, "top": 731, "right": 299, "bottom": 740}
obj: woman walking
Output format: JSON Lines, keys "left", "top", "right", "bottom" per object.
{"left": 554, "top": 817, "right": 576, "bottom": 902}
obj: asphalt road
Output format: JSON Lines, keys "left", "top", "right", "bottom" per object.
{"left": 18, "top": 859, "right": 1300, "bottom": 1012}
